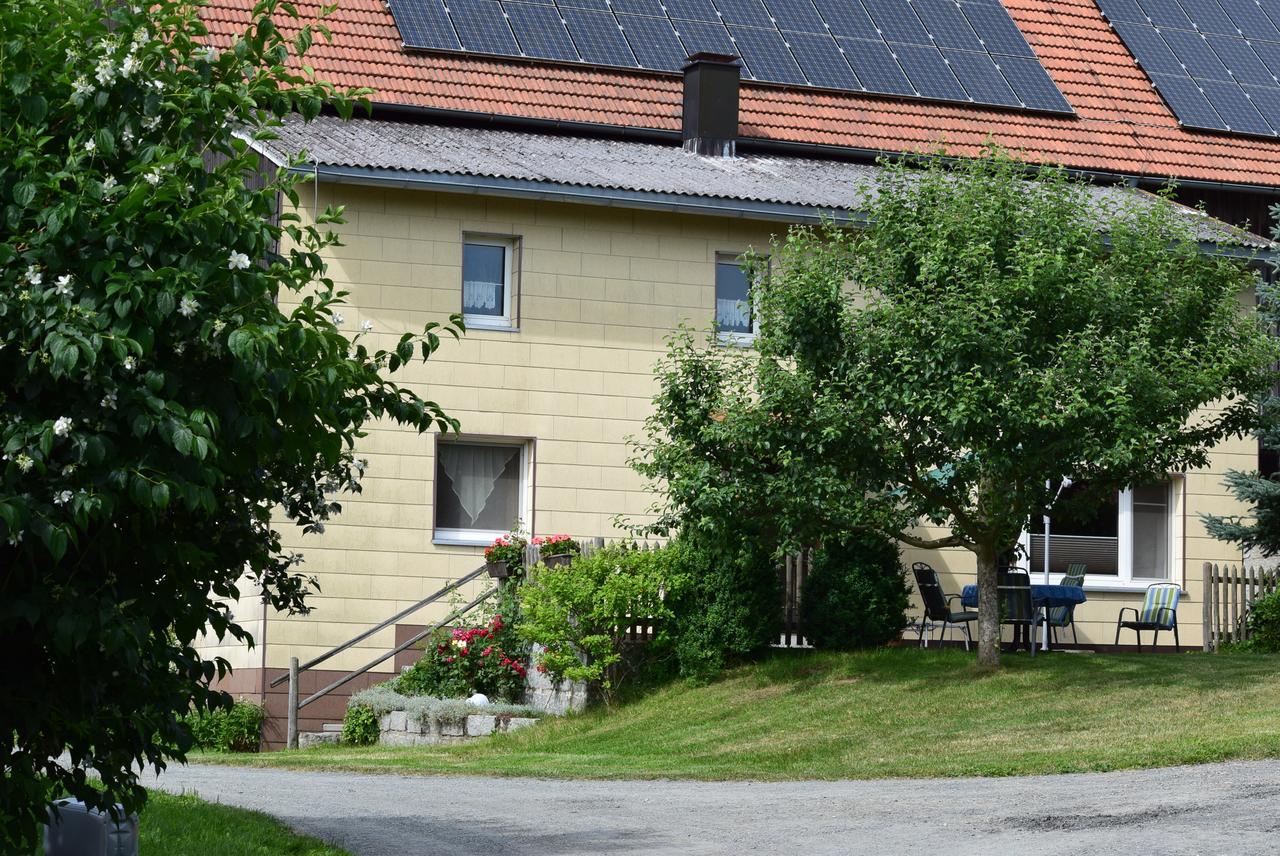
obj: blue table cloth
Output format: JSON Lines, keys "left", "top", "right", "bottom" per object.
{"left": 960, "top": 584, "right": 1086, "bottom": 609}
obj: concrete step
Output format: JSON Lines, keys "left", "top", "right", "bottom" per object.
{"left": 321, "top": 723, "right": 343, "bottom": 733}
{"left": 298, "top": 731, "right": 342, "bottom": 749}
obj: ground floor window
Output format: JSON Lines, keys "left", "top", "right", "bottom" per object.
{"left": 433, "top": 438, "right": 530, "bottom": 545}
{"left": 1027, "top": 478, "right": 1177, "bottom": 584}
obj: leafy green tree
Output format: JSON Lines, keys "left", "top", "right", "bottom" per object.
{"left": 1204, "top": 231, "right": 1280, "bottom": 557}
{"left": 0, "top": 0, "right": 460, "bottom": 846}
{"left": 634, "top": 149, "right": 1274, "bottom": 667}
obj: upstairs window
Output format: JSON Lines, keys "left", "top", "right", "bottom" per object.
{"left": 715, "top": 253, "right": 758, "bottom": 344}
{"left": 434, "top": 440, "right": 529, "bottom": 545}
{"left": 462, "top": 235, "right": 517, "bottom": 329}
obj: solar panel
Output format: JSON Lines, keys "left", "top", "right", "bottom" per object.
{"left": 715, "top": 0, "right": 775, "bottom": 28}
{"left": 728, "top": 25, "right": 808, "bottom": 83}
{"left": 389, "top": 0, "right": 1071, "bottom": 111}
{"left": 996, "top": 54, "right": 1072, "bottom": 110}
{"left": 1099, "top": 0, "right": 1280, "bottom": 135}
{"left": 943, "top": 48, "right": 1020, "bottom": 105}
{"left": 506, "top": 1, "right": 580, "bottom": 60}
{"left": 446, "top": 0, "right": 520, "bottom": 53}
{"left": 674, "top": 18, "right": 738, "bottom": 56}
{"left": 610, "top": 0, "right": 664, "bottom": 15}
{"left": 960, "top": 1, "right": 1035, "bottom": 56}
{"left": 392, "top": 0, "right": 462, "bottom": 49}
{"left": 785, "top": 30, "right": 863, "bottom": 89}
{"left": 912, "top": 0, "right": 984, "bottom": 52}
{"left": 562, "top": 7, "right": 638, "bottom": 64}
{"left": 810, "top": 0, "right": 879, "bottom": 40}
{"left": 763, "top": 0, "right": 827, "bottom": 35}
{"left": 861, "top": 0, "right": 933, "bottom": 46}
{"left": 894, "top": 43, "right": 969, "bottom": 100}
{"left": 839, "top": 36, "right": 916, "bottom": 92}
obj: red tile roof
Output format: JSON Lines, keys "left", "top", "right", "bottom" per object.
{"left": 202, "top": 0, "right": 1280, "bottom": 187}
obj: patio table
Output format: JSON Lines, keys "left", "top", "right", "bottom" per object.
{"left": 959, "top": 584, "right": 1087, "bottom": 651}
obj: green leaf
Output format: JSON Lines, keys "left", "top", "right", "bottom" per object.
{"left": 173, "top": 426, "right": 193, "bottom": 456}
{"left": 14, "top": 182, "right": 36, "bottom": 207}
{"left": 20, "top": 95, "right": 47, "bottom": 124}
{"left": 156, "top": 291, "right": 175, "bottom": 318}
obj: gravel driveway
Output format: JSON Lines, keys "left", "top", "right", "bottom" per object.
{"left": 152, "top": 760, "right": 1280, "bottom": 855}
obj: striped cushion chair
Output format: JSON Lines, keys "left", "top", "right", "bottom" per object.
{"left": 1035, "top": 564, "right": 1086, "bottom": 647}
{"left": 1114, "top": 583, "right": 1182, "bottom": 652}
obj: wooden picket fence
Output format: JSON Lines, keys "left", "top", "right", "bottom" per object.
{"left": 525, "top": 537, "right": 662, "bottom": 644}
{"left": 1202, "top": 562, "right": 1280, "bottom": 651}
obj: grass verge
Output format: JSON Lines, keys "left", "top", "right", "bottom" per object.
{"left": 199, "top": 648, "right": 1280, "bottom": 781}
{"left": 138, "top": 790, "right": 350, "bottom": 855}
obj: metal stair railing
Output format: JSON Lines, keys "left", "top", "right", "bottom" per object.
{"left": 273, "top": 564, "right": 497, "bottom": 748}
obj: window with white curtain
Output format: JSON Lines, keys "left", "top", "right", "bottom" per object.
{"left": 434, "top": 440, "right": 528, "bottom": 544}
{"left": 1028, "top": 479, "right": 1176, "bottom": 585}
{"left": 715, "top": 253, "right": 759, "bottom": 344}
{"left": 462, "top": 236, "right": 517, "bottom": 329}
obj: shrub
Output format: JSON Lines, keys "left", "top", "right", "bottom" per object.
{"left": 348, "top": 685, "right": 542, "bottom": 727}
{"left": 800, "top": 534, "right": 910, "bottom": 650}
{"left": 667, "top": 539, "right": 783, "bottom": 684}
{"left": 341, "top": 704, "right": 379, "bottom": 746}
{"left": 395, "top": 614, "right": 528, "bottom": 702}
{"left": 519, "top": 543, "right": 688, "bottom": 701}
{"left": 181, "top": 700, "right": 263, "bottom": 753}
{"left": 1247, "top": 588, "right": 1280, "bottom": 653}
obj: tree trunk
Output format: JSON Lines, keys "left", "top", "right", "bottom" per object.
{"left": 975, "top": 540, "right": 1001, "bottom": 667}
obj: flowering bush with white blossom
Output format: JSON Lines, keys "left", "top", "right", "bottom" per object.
{"left": 0, "top": 0, "right": 462, "bottom": 846}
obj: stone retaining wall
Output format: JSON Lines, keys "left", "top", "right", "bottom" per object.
{"left": 377, "top": 711, "right": 538, "bottom": 746}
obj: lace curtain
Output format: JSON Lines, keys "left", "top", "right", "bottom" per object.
{"left": 463, "top": 280, "right": 500, "bottom": 313}
{"left": 716, "top": 298, "right": 751, "bottom": 332}
{"left": 438, "top": 445, "right": 517, "bottom": 525}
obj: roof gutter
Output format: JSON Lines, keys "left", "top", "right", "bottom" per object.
{"left": 364, "top": 100, "right": 1280, "bottom": 197}
{"left": 287, "top": 162, "right": 865, "bottom": 226}
{"left": 286, "top": 162, "right": 1269, "bottom": 259}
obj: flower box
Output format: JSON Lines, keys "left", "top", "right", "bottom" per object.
{"left": 541, "top": 553, "right": 574, "bottom": 569}
{"left": 485, "top": 560, "right": 512, "bottom": 579}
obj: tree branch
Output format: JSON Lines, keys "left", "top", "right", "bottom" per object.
{"left": 891, "top": 531, "right": 969, "bottom": 550}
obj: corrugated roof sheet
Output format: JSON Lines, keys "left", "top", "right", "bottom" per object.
{"left": 201, "top": 0, "right": 1280, "bottom": 187}
{"left": 254, "top": 115, "right": 1270, "bottom": 248}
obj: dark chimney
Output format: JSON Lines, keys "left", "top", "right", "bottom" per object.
{"left": 682, "top": 53, "right": 740, "bottom": 157}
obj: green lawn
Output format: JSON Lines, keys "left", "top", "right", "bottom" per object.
{"left": 201, "top": 648, "right": 1280, "bottom": 781}
{"left": 138, "top": 791, "right": 350, "bottom": 855}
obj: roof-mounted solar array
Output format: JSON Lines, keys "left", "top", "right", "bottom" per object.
{"left": 387, "top": 0, "right": 1074, "bottom": 112}
{"left": 1097, "top": 0, "right": 1280, "bottom": 136}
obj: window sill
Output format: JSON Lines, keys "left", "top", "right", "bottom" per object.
{"left": 716, "top": 331, "right": 757, "bottom": 348}
{"left": 1082, "top": 579, "right": 1183, "bottom": 594}
{"left": 462, "top": 317, "right": 518, "bottom": 333}
{"left": 433, "top": 534, "right": 502, "bottom": 548}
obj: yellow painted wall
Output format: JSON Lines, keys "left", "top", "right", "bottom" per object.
{"left": 204, "top": 180, "right": 1251, "bottom": 674}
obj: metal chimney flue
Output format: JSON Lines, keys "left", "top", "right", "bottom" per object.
{"left": 682, "top": 53, "right": 740, "bottom": 157}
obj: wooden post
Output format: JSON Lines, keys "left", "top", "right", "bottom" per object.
{"left": 1231, "top": 565, "right": 1241, "bottom": 645}
{"left": 287, "top": 656, "right": 299, "bottom": 750}
{"left": 1202, "top": 563, "right": 1213, "bottom": 652}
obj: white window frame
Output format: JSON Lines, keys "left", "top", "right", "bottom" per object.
{"left": 715, "top": 251, "right": 760, "bottom": 347}
{"left": 461, "top": 235, "right": 518, "bottom": 331}
{"left": 1019, "top": 477, "right": 1183, "bottom": 592}
{"left": 432, "top": 437, "right": 532, "bottom": 547}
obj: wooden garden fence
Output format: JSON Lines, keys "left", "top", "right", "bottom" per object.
{"left": 1202, "top": 562, "right": 1280, "bottom": 651}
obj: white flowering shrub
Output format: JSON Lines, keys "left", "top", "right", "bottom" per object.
{"left": 0, "top": 0, "right": 462, "bottom": 846}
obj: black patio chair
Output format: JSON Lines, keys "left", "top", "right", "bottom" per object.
{"left": 1034, "top": 564, "right": 1086, "bottom": 647}
{"left": 911, "top": 562, "right": 977, "bottom": 650}
{"left": 998, "top": 567, "right": 1036, "bottom": 657}
{"left": 1115, "top": 583, "right": 1182, "bottom": 652}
